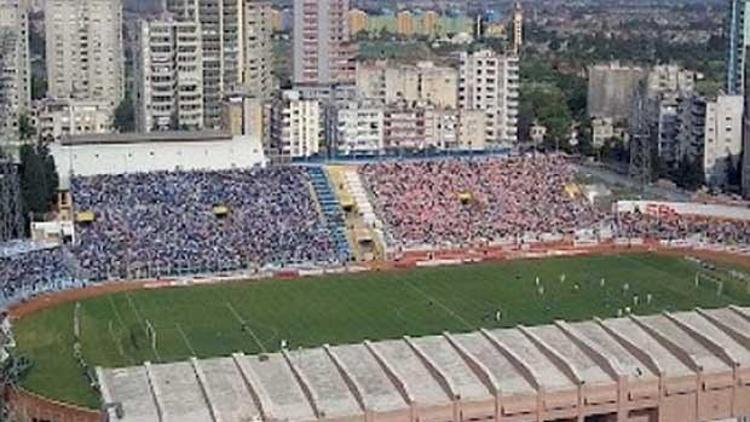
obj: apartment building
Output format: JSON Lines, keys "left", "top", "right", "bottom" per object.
{"left": 331, "top": 99, "right": 384, "bottom": 155}
{"left": 165, "top": 0, "right": 273, "bottom": 129}
{"left": 396, "top": 10, "right": 414, "bottom": 36}
{"left": 0, "top": 9, "right": 30, "bottom": 141}
{"left": 511, "top": 1, "right": 523, "bottom": 54}
{"left": 0, "top": 0, "right": 30, "bottom": 138}
{"left": 383, "top": 104, "right": 429, "bottom": 151}
{"left": 269, "top": 90, "right": 321, "bottom": 159}
{"left": 458, "top": 109, "right": 488, "bottom": 150}
{"left": 425, "top": 108, "right": 460, "bottom": 149}
{"left": 347, "top": 8, "right": 367, "bottom": 36}
{"left": 421, "top": 10, "right": 439, "bottom": 37}
{"left": 356, "top": 60, "right": 458, "bottom": 108}
{"left": 34, "top": 99, "right": 113, "bottom": 141}
{"left": 458, "top": 49, "right": 519, "bottom": 147}
{"left": 703, "top": 95, "right": 743, "bottom": 188}
{"left": 45, "top": 0, "right": 124, "bottom": 108}
{"left": 134, "top": 15, "right": 203, "bottom": 132}
{"left": 648, "top": 64, "right": 698, "bottom": 97}
{"left": 293, "top": 0, "right": 356, "bottom": 86}
{"left": 587, "top": 62, "right": 646, "bottom": 123}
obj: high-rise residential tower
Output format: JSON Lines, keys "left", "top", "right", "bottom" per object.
{"left": 165, "top": 0, "right": 273, "bottom": 129}
{"left": 511, "top": 1, "right": 523, "bottom": 55}
{"left": 134, "top": 14, "right": 204, "bottom": 132}
{"left": 458, "top": 49, "right": 520, "bottom": 147}
{"left": 45, "top": 0, "right": 124, "bottom": 108}
{"left": 0, "top": 0, "right": 31, "bottom": 140}
{"left": 727, "top": 0, "right": 750, "bottom": 95}
{"left": 293, "top": 0, "right": 355, "bottom": 87}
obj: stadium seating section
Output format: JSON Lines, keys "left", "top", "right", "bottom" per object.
{"left": 70, "top": 167, "right": 340, "bottom": 281}
{"left": 1, "top": 156, "right": 750, "bottom": 306}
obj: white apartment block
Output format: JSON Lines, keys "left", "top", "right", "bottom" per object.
{"left": 458, "top": 49, "right": 519, "bottom": 147}
{"left": 648, "top": 64, "right": 698, "bottom": 97}
{"left": 165, "top": 0, "right": 273, "bottom": 129}
{"left": 134, "top": 16, "right": 203, "bottom": 132}
{"left": 270, "top": 90, "right": 320, "bottom": 159}
{"left": 333, "top": 100, "right": 384, "bottom": 155}
{"left": 293, "top": 0, "right": 355, "bottom": 86}
{"left": 45, "top": 0, "right": 124, "bottom": 108}
{"left": 703, "top": 95, "right": 743, "bottom": 188}
{"left": 425, "top": 108, "right": 459, "bottom": 149}
{"left": 34, "top": 99, "right": 113, "bottom": 141}
{"left": 356, "top": 60, "right": 458, "bottom": 108}
{"left": 0, "top": 0, "right": 30, "bottom": 141}
{"left": 458, "top": 109, "right": 488, "bottom": 150}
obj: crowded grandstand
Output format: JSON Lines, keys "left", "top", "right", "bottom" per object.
{"left": 1, "top": 154, "right": 750, "bottom": 307}
{"left": 360, "top": 155, "right": 608, "bottom": 247}
{"left": 71, "top": 167, "right": 344, "bottom": 281}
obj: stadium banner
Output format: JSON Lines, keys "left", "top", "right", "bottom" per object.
{"left": 416, "top": 259, "right": 463, "bottom": 267}
{"left": 616, "top": 200, "right": 750, "bottom": 221}
{"left": 324, "top": 267, "right": 348, "bottom": 275}
{"left": 540, "top": 233, "right": 565, "bottom": 243}
{"left": 275, "top": 269, "right": 299, "bottom": 278}
{"left": 614, "top": 237, "right": 643, "bottom": 246}
{"left": 573, "top": 239, "right": 599, "bottom": 248}
{"left": 298, "top": 269, "right": 325, "bottom": 277}
{"left": 660, "top": 239, "right": 693, "bottom": 248}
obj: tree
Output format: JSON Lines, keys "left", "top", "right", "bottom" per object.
{"left": 725, "top": 154, "right": 742, "bottom": 190}
{"left": 31, "top": 74, "right": 47, "bottom": 100}
{"left": 18, "top": 113, "right": 35, "bottom": 141}
{"left": 19, "top": 141, "right": 59, "bottom": 220}
{"left": 113, "top": 97, "right": 136, "bottom": 133}
{"left": 676, "top": 153, "right": 704, "bottom": 190}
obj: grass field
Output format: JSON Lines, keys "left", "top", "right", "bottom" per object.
{"left": 13, "top": 252, "right": 750, "bottom": 408}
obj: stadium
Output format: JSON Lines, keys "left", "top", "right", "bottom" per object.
{"left": 2, "top": 148, "right": 750, "bottom": 422}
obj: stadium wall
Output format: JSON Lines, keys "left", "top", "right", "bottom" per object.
{"left": 50, "top": 132, "right": 267, "bottom": 189}
{"left": 8, "top": 389, "right": 99, "bottom": 422}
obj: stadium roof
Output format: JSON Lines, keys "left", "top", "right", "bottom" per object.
{"left": 98, "top": 306, "right": 750, "bottom": 422}
{"left": 60, "top": 130, "right": 232, "bottom": 146}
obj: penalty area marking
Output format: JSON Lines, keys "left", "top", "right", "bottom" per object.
{"left": 225, "top": 301, "right": 267, "bottom": 353}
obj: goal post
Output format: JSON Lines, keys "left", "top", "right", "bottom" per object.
{"left": 695, "top": 272, "right": 724, "bottom": 297}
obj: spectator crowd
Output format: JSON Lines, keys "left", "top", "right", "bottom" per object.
{"left": 0, "top": 155, "right": 749, "bottom": 307}
{"left": 616, "top": 211, "right": 750, "bottom": 246}
{"left": 0, "top": 246, "right": 76, "bottom": 306}
{"left": 71, "top": 167, "right": 339, "bottom": 281}
{"left": 361, "top": 155, "right": 607, "bottom": 247}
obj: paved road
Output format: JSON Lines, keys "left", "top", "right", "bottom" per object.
{"left": 577, "top": 163, "right": 692, "bottom": 202}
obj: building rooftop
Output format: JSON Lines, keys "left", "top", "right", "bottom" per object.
{"left": 99, "top": 307, "right": 750, "bottom": 422}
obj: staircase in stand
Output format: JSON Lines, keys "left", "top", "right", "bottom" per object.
{"left": 306, "top": 166, "right": 352, "bottom": 263}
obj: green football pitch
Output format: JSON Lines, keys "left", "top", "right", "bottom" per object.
{"left": 12, "top": 252, "right": 750, "bottom": 409}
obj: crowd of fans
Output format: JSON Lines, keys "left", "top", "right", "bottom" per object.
{"left": 71, "top": 167, "right": 339, "bottom": 281}
{"left": 616, "top": 211, "right": 750, "bottom": 246}
{"left": 1, "top": 155, "right": 750, "bottom": 307}
{"left": 0, "top": 246, "right": 77, "bottom": 306}
{"left": 361, "top": 155, "right": 607, "bottom": 247}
